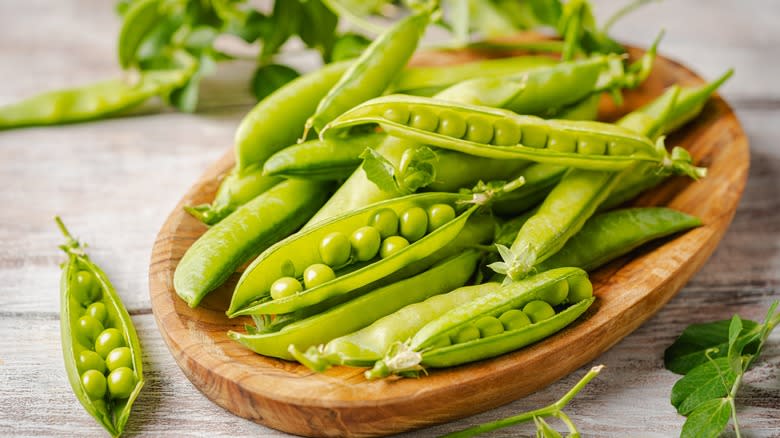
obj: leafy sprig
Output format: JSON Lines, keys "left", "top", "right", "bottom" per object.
{"left": 664, "top": 301, "right": 780, "bottom": 438}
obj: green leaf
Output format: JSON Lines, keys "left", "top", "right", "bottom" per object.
{"left": 397, "top": 146, "right": 437, "bottom": 193}
{"left": 680, "top": 398, "right": 732, "bottom": 438}
{"left": 251, "top": 64, "right": 300, "bottom": 101}
{"left": 298, "top": 0, "right": 338, "bottom": 62}
{"left": 261, "top": 0, "right": 301, "bottom": 60}
{"left": 227, "top": 9, "right": 269, "bottom": 43}
{"left": 360, "top": 148, "right": 400, "bottom": 193}
{"left": 118, "top": 0, "right": 167, "bottom": 68}
{"left": 664, "top": 318, "right": 760, "bottom": 374}
{"left": 671, "top": 357, "right": 736, "bottom": 415}
{"left": 727, "top": 315, "right": 744, "bottom": 374}
{"left": 331, "top": 33, "right": 371, "bottom": 62}
{"left": 529, "top": 0, "right": 563, "bottom": 26}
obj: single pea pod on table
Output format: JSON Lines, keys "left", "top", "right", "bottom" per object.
{"left": 227, "top": 189, "right": 504, "bottom": 317}
{"left": 320, "top": 95, "right": 706, "bottom": 178}
{"left": 55, "top": 218, "right": 143, "bottom": 437}
{"left": 229, "top": 250, "right": 482, "bottom": 360}
{"left": 366, "top": 267, "right": 594, "bottom": 379}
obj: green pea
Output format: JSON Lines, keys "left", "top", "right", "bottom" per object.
{"left": 521, "top": 125, "right": 547, "bottom": 148}
{"left": 107, "top": 367, "right": 136, "bottom": 399}
{"left": 81, "top": 369, "right": 107, "bottom": 400}
{"left": 105, "top": 347, "right": 133, "bottom": 372}
{"left": 73, "top": 270, "right": 100, "bottom": 304}
{"left": 438, "top": 110, "right": 467, "bottom": 138}
{"left": 578, "top": 138, "right": 607, "bottom": 155}
{"left": 270, "top": 276, "right": 303, "bottom": 299}
{"left": 567, "top": 275, "right": 593, "bottom": 303}
{"left": 499, "top": 309, "right": 531, "bottom": 331}
{"left": 77, "top": 315, "right": 104, "bottom": 346}
{"left": 539, "top": 280, "right": 569, "bottom": 307}
{"left": 319, "top": 231, "right": 351, "bottom": 266}
{"left": 465, "top": 116, "right": 493, "bottom": 143}
{"left": 303, "top": 264, "right": 336, "bottom": 289}
{"left": 95, "top": 328, "right": 125, "bottom": 359}
{"left": 384, "top": 106, "right": 409, "bottom": 125}
{"left": 86, "top": 302, "right": 108, "bottom": 325}
{"left": 547, "top": 133, "right": 577, "bottom": 153}
{"left": 77, "top": 350, "right": 106, "bottom": 374}
{"left": 409, "top": 107, "right": 439, "bottom": 131}
{"left": 451, "top": 325, "right": 480, "bottom": 344}
{"left": 92, "top": 399, "right": 108, "bottom": 413}
{"left": 429, "top": 335, "right": 452, "bottom": 349}
{"left": 426, "top": 203, "right": 456, "bottom": 233}
{"left": 368, "top": 208, "right": 399, "bottom": 239}
{"left": 400, "top": 207, "right": 428, "bottom": 242}
{"left": 492, "top": 119, "right": 521, "bottom": 146}
{"left": 474, "top": 316, "right": 504, "bottom": 338}
{"left": 379, "top": 236, "right": 410, "bottom": 258}
{"left": 279, "top": 259, "right": 296, "bottom": 278}
{"left": 523, "top": 300, "right": 556, "bottom": 324}
{"left": 350, "top": 226, "right": 381, "bottom": 261}
{"left": 608, "top": 141, "right": 634, "bottom": 156}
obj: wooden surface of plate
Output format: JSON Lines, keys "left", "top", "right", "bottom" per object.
{"left": 149, "top": 44, "right": 749, "bottom": 437}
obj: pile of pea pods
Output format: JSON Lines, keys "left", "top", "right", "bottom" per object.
{"left": 173, "top": 9, "right": 732, "bottom": 380}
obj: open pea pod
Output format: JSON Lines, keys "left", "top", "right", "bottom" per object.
{"left": 56, "top": 218, "right": 144, "bottom": 437}
{"left": 228, "top": 191, "right": 499, "bottom": 317}
{"left": 366, "top": 267, "right": 594, "bottom": 379}
{"left": 320, "top": 95, "right": 706, "bottom": 178}
{"left": 229, "top": 250, "right": 483, "bottom": 360}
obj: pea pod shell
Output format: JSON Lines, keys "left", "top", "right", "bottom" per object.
{"left": 321, "top": 95, "right": 661, "bottom": 171}
{"left": 421, "top": 297, "right": 594, "bottom": 368}
{"left": 411, "top": 267, "right": 588, "bottom": 351}
{"left": 229, "top": 192, "right": 476, "bottom": 316}
{"left": 58, "top": 222, "right": 144, "bottom": 437}
{"left": 232, "top": 250, "right": 481, "bottom": 360}
{"left": 175, "top": 179, "right": 330, "bottom": 307}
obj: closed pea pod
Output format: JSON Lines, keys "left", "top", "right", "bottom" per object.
{"left": 55, "top": 218, "right": 144, "bottom": 437}
{"left": 304, "top": 10, "right": 431, "bottom": 135}
{"left": 366, "top": 268, "right": 594, "bottom": 378}
{"left": 174, "top": 179, "right": 331, "bottom": 307}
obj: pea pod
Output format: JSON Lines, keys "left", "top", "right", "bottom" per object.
{"left": 185, "top": 61, "right": 350, "bottom": 225}
{"left": 491, "top": 163, "right": 567, "bottom": 216}
{"left": 230, "top": 250, "right": 482, "bottom": 360}
{"left": 291, "top": 282, "right": 502, "bottom": 371}
{"left": 366, "top": 268, "right": 594, "bottom": 378}
{"left": 388, "top": 56, "right": 557, "bottom": 96}
{"left": 263, "top": 133, "right": 385, "bottom": 180}
{"left": 320, "top": 95, "right": 705, "bottom": 176}
{"left": 498, "top": 72, "right": 728, "bottom": 280}
{"left": 304, "top": 10, "right": 431, "bottom": 136}
{"left": 0, "top": 68, "right": 193, "bottom": 130}
{"left": 228, "top": 189, "right": 506, "bottom": 317}
{"left": 56, "top": 218, "right": 144, "bottom": 437}
{"left": 174, "top": 179, "right": 331, "bottom": 307}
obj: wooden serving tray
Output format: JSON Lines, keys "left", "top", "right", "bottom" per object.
{"left": 149, "top": 44, "right": 748, "bottom": 437}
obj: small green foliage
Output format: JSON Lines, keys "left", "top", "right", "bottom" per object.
{"left": 360, "top": 146, "right": 438, "bottom": 194}
{"left": 665, "top": 301, "right": 779, "bottom": 438}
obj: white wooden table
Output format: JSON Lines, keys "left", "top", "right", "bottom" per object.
{"left": 1, "top": 1, "right": 778, "bottom": 436}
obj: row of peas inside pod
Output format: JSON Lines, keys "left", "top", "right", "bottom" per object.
{"left": 269, "top": 203, "right": 457, "bottom": 300}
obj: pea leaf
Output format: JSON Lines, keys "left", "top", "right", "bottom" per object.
{"left": 671, "top": 357, "right": 736, "bottom": 415}
{"left": 331, "top": 33, "right": 371, "bottom": 62}
{"left": 360, "top": 148, "right": 400, "bottom": 194}
{"left": 118, "top": 0, "right": 167, "bottom": 68}
{"left": 299, "top": 0, "right": 338, "bottom": 62}
{"left": 251, "top": 64, "right": 300, "bottom": 101}
{"left": 663, "top": 318, "right": 760, "bottom": 374}
{"left": 398, "top": 146, "right": 437, "bottom": 193}
{"left": 680, "top": 398, "right": 732, "bottom": 438}
{"left": 727, "top": 315, "right": 744, "bottom": 373}
{"left": 261, "top": 0, "right": 301, "bottom": 61}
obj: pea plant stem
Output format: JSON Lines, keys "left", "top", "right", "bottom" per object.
{"left": 439, "top": 365, "right": 604, "bottom": 438}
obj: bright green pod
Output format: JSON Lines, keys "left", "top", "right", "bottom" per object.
{"left": 56, "top": 218, "right": 144, "bottom": 437}
{"left": 491, "top": 163, "right": 568, "bottom": 216}
{"left": 305, "top": 10, "right": 431, "bottom": 135}
{"left": 0, "top": 69, "right": 193, "bottom": 130}
{"left": 366, "top": 268, "right": 593, "bottom": 378}
{"left": 174, "top": 179, "right": 331, "bottom": 307}
{"left": 263, "top": 133, "right": 385, "bottom": 180}
{"left": 321, "top": 95, "right": 705, "bottom": 177}
{"left": 228, "top": 192, "right": 485, "bottom": 317}
{"left": 231, "top": 250, "right": 482, "bottom": 360}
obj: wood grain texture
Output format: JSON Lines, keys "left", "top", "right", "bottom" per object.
{"left": 148, "top": 46, "right": 749, "bottom": 437}
{"left": 2, "top": 1, "right": 780, "bottom": 437}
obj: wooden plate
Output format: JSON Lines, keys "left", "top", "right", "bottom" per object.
{"left": 149, "top": 44, "right": 748, "bottom": 437}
